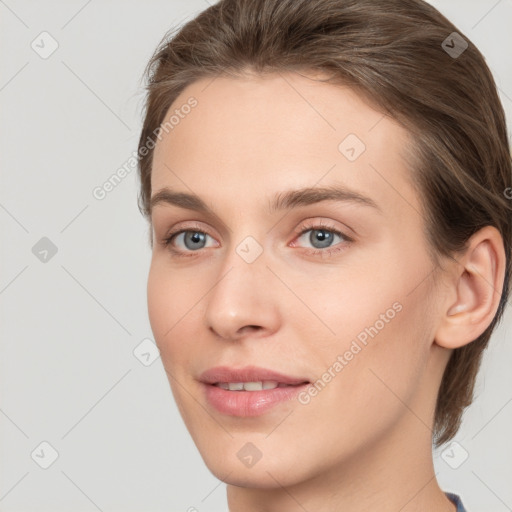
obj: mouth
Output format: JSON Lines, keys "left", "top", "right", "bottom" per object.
{"left": 212, "top": 381, "right": 307, "bottom": 391}
{"left": 199, "top": 365, "right": 310, "bottom": 416}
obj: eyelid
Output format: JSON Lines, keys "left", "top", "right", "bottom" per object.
{"left": 161, "top": 218, "right": 354, "bottom": 257}
{"left": 163, "top": 221, "right": 217, "bottom": 240}
{"left": 289, "top": 219, "right": 354, "bottom": 257}
{"left": 291, "top": 218, "right": 354, "bottom": 240}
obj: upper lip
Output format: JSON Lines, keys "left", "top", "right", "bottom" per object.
{"left": 199, "top": 365, "right": 310, "bottom": 385}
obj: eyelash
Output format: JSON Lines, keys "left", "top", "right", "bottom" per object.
{"left": 161, "top": 220, "right": 354, "bottom": 259}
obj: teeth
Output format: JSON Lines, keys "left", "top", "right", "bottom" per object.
{"left": 215, "top": 381, "right": 281, "bottom": 391}
{"left": 242, "top": 381, "right": 263, "bottom": 391}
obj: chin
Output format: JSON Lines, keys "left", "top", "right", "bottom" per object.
{"left": 206, "top": 458, "right": 304, "bottom": 489}
{"left": 190, "top": 434, "right": 313, "bottom": 489}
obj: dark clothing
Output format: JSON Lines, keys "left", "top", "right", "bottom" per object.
{"left": 446, "top": 492, "right": 467, "bottom": 512}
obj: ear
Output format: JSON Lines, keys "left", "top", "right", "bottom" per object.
{"left": 434, "top": 225, "right": 506, "bottom": 349}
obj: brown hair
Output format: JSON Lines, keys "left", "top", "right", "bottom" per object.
{"left": 136, "top": 0, "right": 512, "bottom": 446}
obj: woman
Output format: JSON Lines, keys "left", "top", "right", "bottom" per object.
{"left": 136, "top": 0, "right": 511, "bottom": 510}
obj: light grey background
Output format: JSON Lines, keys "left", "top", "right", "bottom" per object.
{"left": 1, "top": 1, "right": 511, "bottom": 511}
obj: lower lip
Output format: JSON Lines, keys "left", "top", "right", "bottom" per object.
{"left": 202, "top": 383, "right": 309, "bottom": 417}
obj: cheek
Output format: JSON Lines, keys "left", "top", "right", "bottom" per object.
{"left": 147, "top": 259, "right": 195, "bottom": 362}
{"left": 147, "top": 262, "right": 171, "bottom": 343}
{"left": 301, "top": 247, "right": 433, "bottom": 410}
{"left": 147, "top": 261, "right": 205, "bottom": 421}
{"left": 298, "top": 265, "right": 401, "bottom": 352}
{"left": 293, "top": 299, "right": 432, "bottom": 465}
{"left": 313, "top": 237, "right": 433, "bottom": 350}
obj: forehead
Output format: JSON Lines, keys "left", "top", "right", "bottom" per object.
{"left": 151, "top": 72, "right": 421, "bottom": 218}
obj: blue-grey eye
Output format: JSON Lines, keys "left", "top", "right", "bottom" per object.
{"left": 309, "top": 229, "right": 335, "bottom": 249}
{"left": 179, "top": 231, "right": 209, "bottom": 250}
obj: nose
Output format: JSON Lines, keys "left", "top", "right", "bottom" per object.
{"left": 203, "top": 246, "right": 281, "bottom": 342}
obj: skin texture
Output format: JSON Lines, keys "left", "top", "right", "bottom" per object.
{"left": 147, "top": 71, "right": 505, "bottom": 512}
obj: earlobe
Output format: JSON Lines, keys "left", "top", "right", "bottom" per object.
{"left": 434, "top": 226, "right": 506, "bottom": 350}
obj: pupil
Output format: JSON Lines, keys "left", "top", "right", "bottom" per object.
{"left": 185, "top": 231, "right": 206, "bottom": 250}
{"left": 311, "top": 229, "right": 333, "bottom": 249}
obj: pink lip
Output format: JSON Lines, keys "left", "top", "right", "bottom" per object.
{"left": 199, "top": 365, "right": 309, "bottom": 385}
{"left": 199, "top": 365, "right": 310, "bottom": 417}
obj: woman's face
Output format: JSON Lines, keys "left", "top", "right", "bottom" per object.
{"left": 148, "top": 72, "right": 449, "bottom": 487}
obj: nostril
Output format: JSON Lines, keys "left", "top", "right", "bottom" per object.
{"left": 238, "top": 325, "right": 263, "bottom": 335}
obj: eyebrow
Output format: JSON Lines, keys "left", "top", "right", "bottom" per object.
{"left": 149, "top": 185, "right": 382, "bottom": 216}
